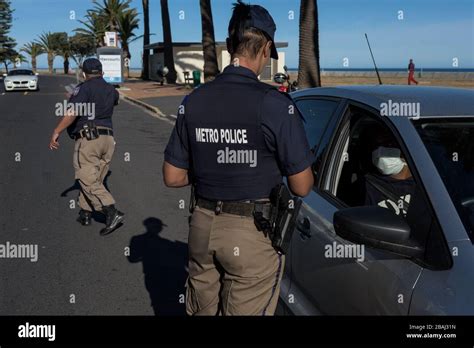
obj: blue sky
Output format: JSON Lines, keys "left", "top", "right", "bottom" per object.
{"left": 9, "top": 0, "right": 474, "bottom": 69}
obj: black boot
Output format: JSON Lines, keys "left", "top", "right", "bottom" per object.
{"left": 77, "top": 210, "right": 92, "bottom": 226}
{"left": 100, "top": 204, "right": 124, "bottom": 236}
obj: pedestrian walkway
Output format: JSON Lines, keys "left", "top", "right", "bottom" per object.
{"left": 120, "top": 79, "right": 190, "bottom": 99}
{"left": 117, "top": 79, "right": 190, "bottom": 119}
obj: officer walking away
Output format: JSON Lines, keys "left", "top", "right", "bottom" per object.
{"left": 163, "top": 1, "right": 314, "bottom": 315}
{"left": 49, "top": 58, "right": 124, "bottom": 236}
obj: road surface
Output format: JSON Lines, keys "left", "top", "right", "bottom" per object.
{"left": 0, "top": 75, "right": 190, "bottom": 315}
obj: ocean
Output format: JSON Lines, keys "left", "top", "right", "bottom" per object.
{"left": 287, "top": 68, "right": 474, "bottom": 72}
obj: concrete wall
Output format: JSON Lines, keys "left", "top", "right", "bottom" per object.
{"left": 149, "top": 47, "right": 286, "bottom": 83}
{"left": 173, "top": 47, "right": 205, "bottom": 83}
{"left": 275, "top": 51, "right": 286, "bottom": 75}
{"left": 220, "top": 49, "right": 231, "bottom": 71}
{"left": 219, "top": 49, "right": 283, "bottom": 81}
{"left": 149, "top": 48, "right": 205, "bottom": 84}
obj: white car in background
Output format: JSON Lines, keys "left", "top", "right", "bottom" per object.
{"left": 2, "top": 69, "right": 39, "bottom": 92}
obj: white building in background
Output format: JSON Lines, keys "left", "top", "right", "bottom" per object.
{"left": 144, "top": 41, "right": 288, "bottom": 83}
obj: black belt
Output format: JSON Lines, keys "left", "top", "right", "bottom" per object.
{"left": 74, "top": 128, "right": 113, "bottom": 140}
{"left": 196, "top": 198, "right": 271, "bottom": 217}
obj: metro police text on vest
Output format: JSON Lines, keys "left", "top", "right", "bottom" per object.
{"left": 196, "top": 128, "right": 248, "bottom": 144}
{"left": 195, "top": 128, "right": 257, "bottom": 167}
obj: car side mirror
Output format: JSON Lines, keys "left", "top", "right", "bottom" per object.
{"left": 35, "top": 72, "right": 39, "bottom": 76}
{"left": 283, "top": 65, "right": 288, "bottom": 72}
{"left": 2, "top": 73, "right": 6, "bottom": 77}
{"left": 333, "top": 206, "right": 424, "bottom": 259}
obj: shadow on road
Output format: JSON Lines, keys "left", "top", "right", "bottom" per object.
{"left": 128, "top": 217, "right": 188, "bottom": 316}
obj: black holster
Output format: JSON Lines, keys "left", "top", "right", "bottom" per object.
{"left": 82, "top": 121, "right": 99, "bottom": 140}
{"left": 253, "top": 183, "right": 301, "bottom": 254}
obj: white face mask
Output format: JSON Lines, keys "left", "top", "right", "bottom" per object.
{"left": 372, "top": 146, "right": 406, "bottom": 175}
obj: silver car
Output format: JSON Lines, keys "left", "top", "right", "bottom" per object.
{"left": 2, "top": 69, "right": 39, "bottom": 92}
{"left": 278, "top": 85, "right": 474, "bottom": 315}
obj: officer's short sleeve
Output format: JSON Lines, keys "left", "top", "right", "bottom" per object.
{"left": 164, "top": 97, "right": 190, "bottom": 169}
{"left": 68, "top": 84, "right": 89, "bottom": 104}
{"left": 261, "top": 90, "right": 313, "bottom": 176}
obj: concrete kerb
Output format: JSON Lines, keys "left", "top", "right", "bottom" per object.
{"left": 118, "top": 91, "right": 178, "bottom": 121}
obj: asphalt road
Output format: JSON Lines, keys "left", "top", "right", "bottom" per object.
{"left": 141, "top": 96, "right": 184, "bottom": 117}
{"left": 0, "top": 75, "right": 190, "bottom": 315}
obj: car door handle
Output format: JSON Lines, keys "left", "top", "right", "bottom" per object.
{"left": 296, "top": 217, "right": 312, "bottom": 239}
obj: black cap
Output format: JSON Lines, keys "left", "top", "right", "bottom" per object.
{"left": 82, "top": 58, "right": 102, "bottom": 74}
{"left": 248, "top": 5, "right": 278, "bottom": 59}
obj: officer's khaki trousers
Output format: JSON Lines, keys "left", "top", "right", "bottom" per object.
{"left": 73, "top": 135, "right": 116, "bottom": 211}
{"left": 186, "top": 205, "right": 285, "bottom": 316}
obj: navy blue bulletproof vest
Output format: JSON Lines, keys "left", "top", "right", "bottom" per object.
{"left": 69, "top": 77, "right": 115, "bottom": 136}
{"left": 185, "top": 73, "right": 283, "bottom": 201}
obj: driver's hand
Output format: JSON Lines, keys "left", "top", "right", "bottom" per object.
{"left": 49, "top": 132, "right": 60, "bottom": 150}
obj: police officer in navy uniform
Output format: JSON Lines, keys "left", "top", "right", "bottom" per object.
{"left": 163, "top": 1, "right": 313, "bottom": 315}
{"left": 49, "top": 58, "right": 124, "bottom": 235}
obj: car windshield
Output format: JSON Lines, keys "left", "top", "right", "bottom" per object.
{"left": 8, "top": 70, "right": 34, "bottom": 76}
{"left": 414, "top": 118, "right": 474, "bottom": 238}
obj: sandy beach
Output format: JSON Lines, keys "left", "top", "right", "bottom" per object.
{"left": 133, "top": 70, "right": 474, "bottom": 88}
{"left": 288, "top": 72, "right": 474, "bottom": 89}
{"left": 28, "top": 68, "right": 474, "bottom": 89}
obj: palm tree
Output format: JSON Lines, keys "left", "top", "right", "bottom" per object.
{"left": 8, "top": 52, "right": 27, "bottom": 69}
{"left": 69, "top": 33, "right": 95, "bottom": 67}
{"left": 141, "top": 0, "right": 150, "bottom": 79}
{"left": 160, "top": 0, "right": 177, "bottom": 83}
{"left": 0, "top": 47, "right": 19, "bottom": 73}
{"left": 117, "top": 8, "right": 141, "bottom": 78}
{"left": 36, "top": 32, "right": 57, "bottom": 74}
{"left": 75, "top": 10, "right": 108, "bottom": 48}
{"left": 297, "top": 0, "right": 321, "bottom": 88}
{"left": 200, "top": 0, "right": 219, "bottom": 82}
{"left": 93, "top": 0, "right": 131, "bottom": 33}
{"left": 20, "top": 42, "right": 44, "bottom": 72}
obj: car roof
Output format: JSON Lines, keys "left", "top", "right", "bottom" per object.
{"left": 292, "top": 85, "right": 474, "bottom": 117}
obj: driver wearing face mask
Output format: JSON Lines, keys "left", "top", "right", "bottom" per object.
{"left": 364, "top": 129, "right": 416, "bottom": 216}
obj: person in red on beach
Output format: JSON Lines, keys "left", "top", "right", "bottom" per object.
{"left": 408, "top": 59, "right": 419, "bottom": 85}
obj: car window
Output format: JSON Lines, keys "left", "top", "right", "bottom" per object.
{"left": 8, "top": 70, "right": 34, "bottom": 76}
{"left": 295, "top": 98, "right": 339, "bottom": 150}
{"left": 323, "top": 106, "right": 451, "bottom": 269}
{"left": 335, "top": 116, "right": 416, "bottom": 217}
{"left": 294, "top": 98, "right": 343, "bottom": 187}
{"left": 414, "top": 118, "right": 474, "bottom": 240}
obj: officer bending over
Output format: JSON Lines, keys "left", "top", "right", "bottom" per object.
{"left": 49, "top": 58, "right": 124, "bottom": 236}
{"left": 163, "top": 1, "right": 313, "bottom": 315}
